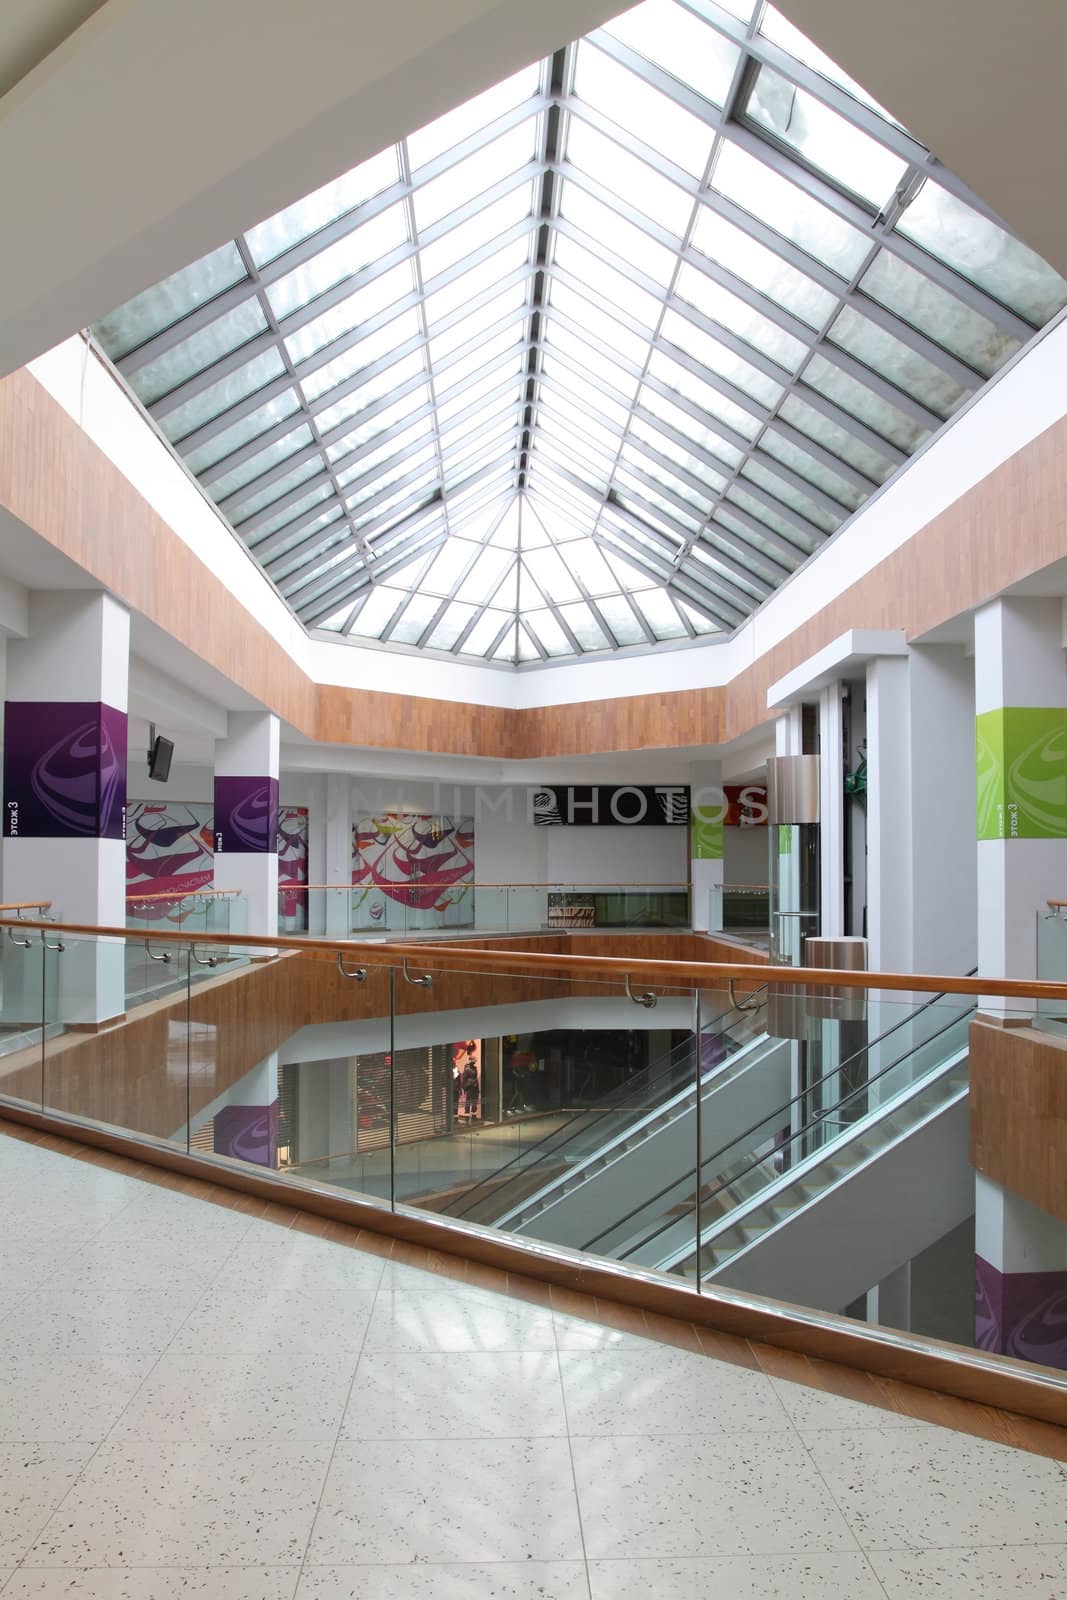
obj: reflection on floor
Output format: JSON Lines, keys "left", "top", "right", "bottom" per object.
{"left": 1, "top": 1124, "right": 1065, "bottom": 1598}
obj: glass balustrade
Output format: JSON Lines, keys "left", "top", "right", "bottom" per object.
{"left": 0, "top": 913, "right": 1063, "bottom": 1391}
{"left": 277, "top": 881, "right": 691, "bottom": 936}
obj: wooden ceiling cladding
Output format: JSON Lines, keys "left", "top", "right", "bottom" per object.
{"left": 2, "top": 365, "right": 1067, "bottom": 759}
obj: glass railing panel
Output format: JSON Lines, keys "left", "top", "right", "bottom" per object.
{"left": 183, "top": 942, "right": 392, "bottom": 1186}
{"left": 38, "top": 930, "right": 192, "bottom": 1145}
{"left": 0, "top": 923, "right": 46, "bottom": 1108}
{"left": 386, "top": 957, "right": 701, "bottom": 1237}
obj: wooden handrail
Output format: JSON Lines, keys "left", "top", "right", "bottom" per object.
{"left": 288, "top": 881, "right": 691, "bottom": 892}
{"left": 0, "top": 915, "right": 1063, "bottom": 1001}
{"left": 0, "top": 900, "right": 51, "bottom": 913}
{"left": 126, "top": 888, "right": 242, "bottom": 903}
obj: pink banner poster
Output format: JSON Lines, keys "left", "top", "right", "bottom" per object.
{"left": 278, "top": 806, "right": 309, "bottom": 929}
{"left": 126, "top": 802, "right": 214, "bottom": 920}
{"left": 352, "top": 813, "right": 474, "bottom": 928}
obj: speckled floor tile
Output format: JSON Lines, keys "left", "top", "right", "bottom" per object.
{"left": 1, "top": 1570, "right": 300, "bottom": 1598}
{"left": 34, "top": 1247, "right": 220, "bottom": 1300}
{"left": 552, "top": 1315, "right": 656, "bottom": 1353}
{"left": 587, "top": 1552, "right": 887, "bottom": 1597}
{"left": 0, "top": 1354, "right": 155, "bottom": 1442}
{"left": 870, "top": 1544, "right": 1067, "bottom": 1597}
{"left": 803, "top": 1427, "right": 1067, "bottom": 1549}
{"left": 558, "top": 1348, "right": 791, "bottom": 1436}
{"left": 307, "top": 1437, "right": 583, "bottom": 1565}
{"left": 25, "top": 1442, "right": 332, "bottom": 1567}
{"left": 0, "top": 1289, "right": 199, "bottom": 1358}
{"left": 769, "top": 1379, "right": 926, "bottom": 1431}
{"left": 571, "top": 1432, "right": 858, "bottom": 1559}
{"left": 341, "top": 1351, "right": 567, "bottom": 1440}
{"left": 111, "top": 1353, "right": 359, "bottom": 1443}
{"left": 219, "top": 1239, "right": 386, "bottom": 1297}
{"left": 168, "top": 1288, "right": 375, "bottom": 1357}
{"left": 296, "top": 1564, "right": 590, "bottom": 1598}
{"left": 0, "top": 1443, "right": 94, "bottom": 1565}
{"left": 362, "top": 1290, "right": 557, "bottom": 1353}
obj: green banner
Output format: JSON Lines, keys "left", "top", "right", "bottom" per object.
{"left": 778, "top": 824, "right": 793, "bottom": 857}
{"left": 976, "top": 706, "right": 1067, "bottom": 840}
{"left": 691, "top": 805, "right": 724, "bottom": 861}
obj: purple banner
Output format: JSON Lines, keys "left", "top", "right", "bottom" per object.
{"left": 975, "top": 1254, "right": 1067, "bottom": 1370}
{"left": 3, "top": 701, "right": 127, "bottom": 840}
{"left": 213, "top": 1100, "right": 278, "bottom": 1168}
{"left": 213, "top": 776, "right": 279, "bottom": 854}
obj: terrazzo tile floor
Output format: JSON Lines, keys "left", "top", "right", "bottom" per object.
{"left": 1, "top": 1127, "right": 1066, "bottom": 1598}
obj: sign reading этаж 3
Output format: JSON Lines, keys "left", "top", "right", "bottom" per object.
{"left": 533, "top": 786, "right": 690, "bottom": 827}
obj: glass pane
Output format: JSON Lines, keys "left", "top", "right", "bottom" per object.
{"left": 418, "top": 185, "right": 535, "bottom": 281}
{"left": 712, "top": 508, "right": 798, "bottom": 570}
{"left": 523, "top": 546, "right": 582, "bottom": 604}
{"left": 185, "top": 390, "right": 302, "bottom": 477}
{"left": 228, "top": 455, "right": 323, "bottom": 525}
{"left": 266, "top": 204, "right": 410, "bottom": 320}
{"left": 559, "top": 181, "right": 676, "bottom": 286}
{"left": 348, "top": 585, "right": 406, "bottom": 639}
{"left": 897, "top": 180, "right": 1067, "bottom": 326}
{"left": 741, "top": 458, "right": 841, "bottom": 533}
{"left": 629, "top": 414, "right": 730, "bottom": 493}
{"left": 633, "top": 587, "right": 687, "bottom": 639}
{"left": 283, "top": 261, "right": 416, "bottom": 365}
{"left": 546, "top": 324, "right": 641, "bottom": 403}
{"left": 559, "top": 538, "right": 617, "bottom": 595}
{"left": 130, "top": 301, "right": 268, "bottom": 407}
{"left": 778, "top": 391, "right": 896, "bottom": 483}
{"left": 94, "top": 243, "right": 249, "bottom": 359}
{"left": 539, "top": 354, "right": 632, "bottom": 429}
{"left": 246, "top": 148, "right": 401, "bottom": 265}
{"left": 248, "top": 479, "right": 336, "bottom": 543}
{"left": 407, "top": 64, "right": 541, "bottom": 169}
{"left": 160, "top": 349, "right": 287, "bottom": 444}
{"left": 424, "top": 236, "right": 532, "bottom": 322}
{"left": 602, "top": 0, "right": 741, "bottom": 105}
{"left": 426, "top": 600, "right": 477, "bottom": 649}
{"left": 573, "top": 42, "right": 715, "bottom": 175}
{"left": 456, "top": 546, "right": 515, "bottom": 605}
{"left": 759, "top": 428, "right": 865, "bottom": 509}
{"left": 660, "top": 308, "right": 785, "bottom": 407}
{"left": 302, "top": 347, "right": 425, "bottom": 409}
{"left": 637, "top": 384, "right": 745, "bottom": 467}
{"left": 538, "top": 389, "right": 622, "bottom": 457}
{"left": 827, "top": 305, "right": 969, "bottom": 419}
{"left": 386, "top": 592, "right": 441, "bottom": 644}
{"left": 413, "top": 121, "right": 537, "bottom": 234}
{"left": 690, "top": 207, "right": 837, "bottom": 329}
{"left": 860, "top": 250, "right": 1019, "bottom": 377}
{"left": 525, "top": 608, "right": 571, "bottom": 656}
{"left": 726, "top": 485, "right": 814, "bottom": 551}
{"left": 462, "top": 607, "right": 513, "bottom": 656}
{"left": 711, "top": 141, "right": 870, "bottom": 277}
{"left": 551, "top": 234, "right": 662, "bottom": 331}
{"left": 803, "top": 353, "right": 932, "bottom": 453}
{"left": 428, "top": 282, "right": 527, "bottom": 362}
{"left": 565, "top": 118, "right": 693, "bottom": 240}
{"left": 674, "top": 264, "right": 808, "bottom": 370}
{"left": 745, "top": 65, "right": 908, "bottom": 208}
{"left": 646, "top": 350, "right": 761, "bottom": 439}
{"left": 595, "top": 593, "right": 647, "bottom": 645}
{"left": 618, "top": 446, "right": 713, "bottom": 518}
{"left": 558, "top": 599, "right": 609, "bottom": 649}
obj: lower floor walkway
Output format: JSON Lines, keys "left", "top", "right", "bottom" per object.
{"left": 1, "top": 1122, "right": 1065, "bottom": 1598}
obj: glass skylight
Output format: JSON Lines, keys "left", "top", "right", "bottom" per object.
{"left": 91, "top": 0, "right": 1067, "bottom": 664}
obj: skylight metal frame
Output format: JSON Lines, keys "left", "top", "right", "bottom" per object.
{"left": 90, "top": 0, "right": 1067, "bottom": 665}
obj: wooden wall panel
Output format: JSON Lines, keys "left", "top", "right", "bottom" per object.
{"left": 969, "top": 1019, "right": 1067, "bottom": 1225}
{"left": 4, "top": 363, "right": 1067, "bottom": 759}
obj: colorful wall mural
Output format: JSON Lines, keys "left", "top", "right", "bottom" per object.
{"left": 125, "top": 801, "right": 308, "bottom": 927}
{"left": 352, "top": 813, "right": 475, "bottom": 930}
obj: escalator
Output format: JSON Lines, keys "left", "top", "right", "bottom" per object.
{"left": 590, "top": 989, "right": 975, "bottom": 1314}
{"left": 440, "top": 987, "right": 777, "bottom": 1230}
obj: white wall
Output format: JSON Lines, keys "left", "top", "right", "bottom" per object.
{"left": 724, "top": 826, "right": 767, "bottom": 888}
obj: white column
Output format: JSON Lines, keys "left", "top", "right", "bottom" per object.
{"left": 213, "top": 711, "right": 280, "bottom": 937}
{"left": 974, "top": 596, "right": 1067, "bottom": 985}
{"left": 866, "top": 646, "right": 976, "bottom": 975}
{"left": 324, "top": 772, "right": 352, "bottom": 937}
{"left": 972, "top": 597, "right": 1067, "bottom": 1367}
{"left": 819, "top": 684, "right": 845, "bottom": 938}
{"left": 690, "top": 759, "right": 723, "bottom": 932}
{"left": 3, "top": 592, "right": 130, "bottom": 1022}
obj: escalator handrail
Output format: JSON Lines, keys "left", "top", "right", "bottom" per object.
{"left": 444, "top": 986, "right": 769, "bottom": 1218}
{"left": 613, "top": 1001, "right": 975, "bottom": 1264}
{"left": 583, "top": 984, "right": 975, "bottom": 1255}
